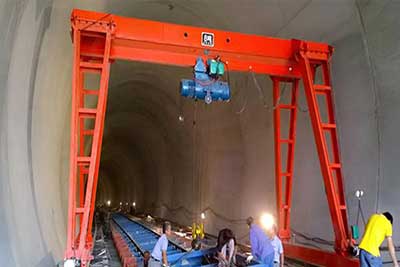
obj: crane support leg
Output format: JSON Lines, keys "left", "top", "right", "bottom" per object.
{"left": 298, "top": 44, "right": 352, "bottom": 254}
{"left": 65, "top": 21, "right": 113, "bottom": 266}
{"left": 273, "top": 77, "right": 299, "bottom": 241}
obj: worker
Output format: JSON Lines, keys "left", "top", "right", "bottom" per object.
{"left": 150, "top": 221, "right": 172, "bottom": 267}
{"left": 359, "top": 212, "right": 399, "bottom": 267}
{"left": 267, "top": 225, "right": 284, "bottom": 267}
{"left": 216, "top": 228, "right": 237, "bottom": 267}
{"left": 143, "top": 251, "right": 151, "bottom": 267}
{"left": 246, "top": 217, "right": 275, "bottom": 267}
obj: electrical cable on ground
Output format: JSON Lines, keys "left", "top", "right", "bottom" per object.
{"left": 294, "top": 240, "right": 322, "bottom": 250}
{"left": 291, "top": 229, "right": 334, "bottom": 247}
{"left": 158, "top": 203, "right": 248, "bottom": 225}
{"left": 157, "top": 203, "right": 378, "bottom": 252}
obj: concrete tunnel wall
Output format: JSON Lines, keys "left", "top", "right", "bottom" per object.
{"left": 1, "top": 0, "right": 400, "bottom": 266}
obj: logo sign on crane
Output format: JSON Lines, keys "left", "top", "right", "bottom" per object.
{"left": 201, "top": 32, "right": 214, "bottom": 47}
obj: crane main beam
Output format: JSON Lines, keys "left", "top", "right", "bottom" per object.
{"left": 71, "top": 9, "right": 331, "bottom": 77}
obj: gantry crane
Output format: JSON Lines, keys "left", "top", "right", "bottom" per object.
{"left": 65, "top": 9, "right": 358, "bottom": 267}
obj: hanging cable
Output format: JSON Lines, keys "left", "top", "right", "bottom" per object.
{"left": 199, "top": 104, "right": 211, "bottom": 214}
{"left": 251, "top": 71, "right": 268, "bottom": 107}
{"left": 234, "top": 73, "right": 249, "bottom": 114}
{"left": 291, "top": 228, "right": 334, "bottom": 247}
{"left": 201, "top": 206, "right": 248, "bottom": 224}
{"left": 159, "top": 203, "right": 249, "bottom": 225}
{"left": 192, "top": 100, "right": 198, "bottom": 222}
{"left": 158, "top": 203, "right": 194, "bottom": 220}
{"left": 250, "top": 71, "right": 289, "bottom": 111}
{"left": 196, "top": 104, "right": 204, "bottom": 221}
{"left": 220, "top": 60, "right": 248, "bottom": 114}
{"left": 159, "top": 200, "right": 350, "bottom": 250}
{"left": 178, "top": 80, "right": 185, "bottom": 122}
{"left": 249, "top": 69, "right": 310, "bottom": 114}
{"left": 221, "top": 60, "right": 231, "bottom": 89}
{"left": 355, "top": 198, "right": 367, "bottom": 227}
{"left": 236, "top": 95, "right": 248, "bottom": 114}
{"left": 296, "top": 90, "right": 309, "bottom": 113}
{"left": 297, "top": 104, "right": 309, "bottom": 113}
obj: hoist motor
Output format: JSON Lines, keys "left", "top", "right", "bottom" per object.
{"left": 180, "top": 57, "right": 230, "bottom": 104}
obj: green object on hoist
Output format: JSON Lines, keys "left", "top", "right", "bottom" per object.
{"left": 208, "top": 59, "right": 224, "bottom": 75}
{"left": 351, "top": 225, "right": 360, "bottom": 239}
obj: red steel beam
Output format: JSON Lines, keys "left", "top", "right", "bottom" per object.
{"left": 298, "top": 55, "right": 352, "bottom": 254}
{"left": 71, "top": 9, "right": 331, "bottom": 78}
{"left": 66, "top": 25, "right": 80, "bottom": 259}
{"left": 273, "top": 77, "right": 299, "bottom": 241}
{"left": 284, "top": 243, "right": 359, "bottom": 267}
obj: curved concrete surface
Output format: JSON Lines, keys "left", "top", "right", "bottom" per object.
{"left": 1, "top": 0, "right": 400, "bottom": 266}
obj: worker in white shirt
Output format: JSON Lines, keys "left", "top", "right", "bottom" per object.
{"left": 268, "top": 225, "right": 284, "bottom": 267}
{"left": 216, "top": 228, "right": 236, "bottom": 267}
{"left": 150, "top": 221, "right": 172, "bottom": 267}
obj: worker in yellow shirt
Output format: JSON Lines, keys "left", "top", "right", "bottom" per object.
{"left": 359, "top": 212, "right": 398, "bottom": 267}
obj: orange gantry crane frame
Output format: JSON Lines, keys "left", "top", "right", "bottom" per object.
{"left": 66, "top": 9, "right": 359, "bottom": 267}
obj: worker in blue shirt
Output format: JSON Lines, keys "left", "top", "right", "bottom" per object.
{"left": 268, "top": 225, "right": 284, "bottom": 267}
{"left": 246, "top": 217, "right": 275, "bottom": 267}
{"left": 150, "top": 221, "right": 172, "bottom": 267}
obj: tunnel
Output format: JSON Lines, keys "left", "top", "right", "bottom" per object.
{"left": 1, "top": 0, "right": 400, "bottom": 266}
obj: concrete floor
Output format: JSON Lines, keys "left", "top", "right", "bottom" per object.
{"left": 1, "top": 0, "right": 400, "bottom": 266}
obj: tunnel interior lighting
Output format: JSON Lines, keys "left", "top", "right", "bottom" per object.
{"left": 355, "top": 190, "right": 364, "bottom": 199}
{"left": 260, "top": 213, "right": 274, "bottom": 230}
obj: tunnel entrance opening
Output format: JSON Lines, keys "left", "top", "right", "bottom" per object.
{"left": 96, "top": 60, "right": 194, "bottom": 216}
{"left": 65, "top": 9, "right": 357, "bottom": 267}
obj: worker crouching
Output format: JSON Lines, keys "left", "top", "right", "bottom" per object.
{"left": 216, "top": 228, "right": 237, "bottom": 267}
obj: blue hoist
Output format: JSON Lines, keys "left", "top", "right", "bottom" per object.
{"left": 180, "top": 57, "right": 231, "bottom": 104}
